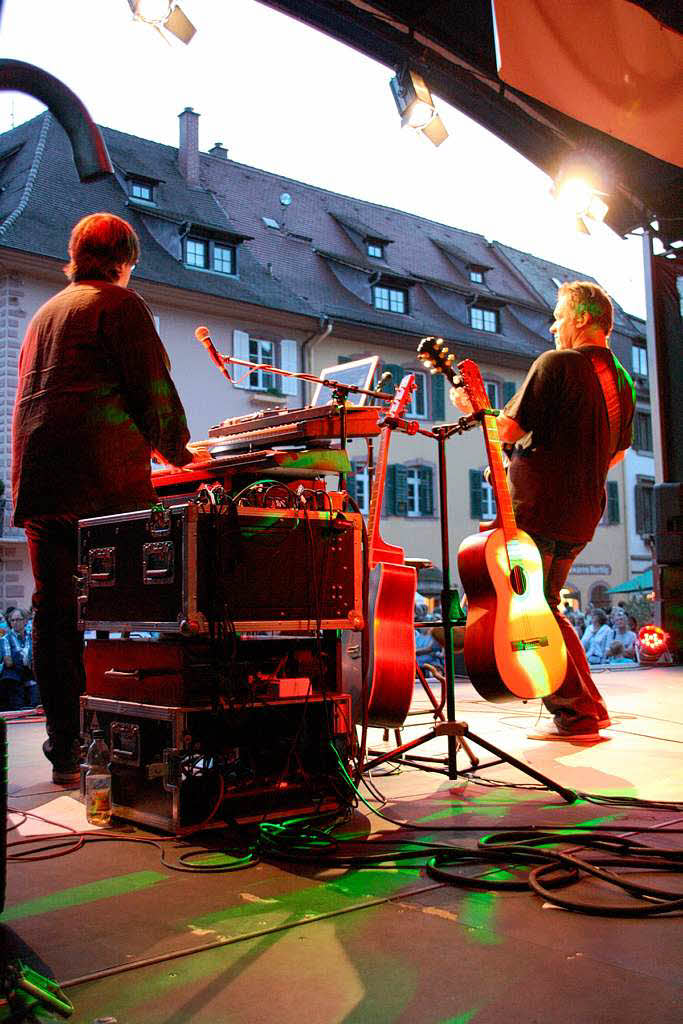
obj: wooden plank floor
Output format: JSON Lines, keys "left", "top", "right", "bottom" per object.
{"left": 2, "top": 664, "right": 682, "bottom": 1024}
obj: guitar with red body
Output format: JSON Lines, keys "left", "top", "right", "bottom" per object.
{"left": 417, "top": 338, "right": 566, "bottom": 702}
{"left": 365, "top": 374, "right": 418, "bottom": 727}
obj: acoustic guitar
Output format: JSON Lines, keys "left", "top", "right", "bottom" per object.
{"left": 417, "top": 338, "right": 566, "bottom": 702}
{"left": 365, "top": 374, "right": 418, "bottom": 727}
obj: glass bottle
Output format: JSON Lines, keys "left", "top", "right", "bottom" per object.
{"left": 85, "top": 729, "right": 112, "bottom": 827}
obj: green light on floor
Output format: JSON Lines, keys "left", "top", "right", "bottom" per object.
{"left": 459, "top": 892, "right": 501, "bottom": 946}
{"left": 439, "top": 1012, "right": 478, "bottom": 1024}
{"left": 3, "top": 870, "right": 167, "bottom": 922}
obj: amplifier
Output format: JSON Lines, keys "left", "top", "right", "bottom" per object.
{"left": 80, "top": 694, "right": 353, "bottom": 831}
{"left": 77, "top": 503, "right": 363, "bottom": 634}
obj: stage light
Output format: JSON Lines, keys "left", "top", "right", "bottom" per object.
{"left": 389, "top": 67, "right": 448, "bottom": 147}
{"left": 552, "top": 151, "right": 611, "bottom": 233}
{"left": 637, "top": 624, "right": 670, "bottom": 663}
{"left": 127, "top": 1, "right": 196, "bottom": 44}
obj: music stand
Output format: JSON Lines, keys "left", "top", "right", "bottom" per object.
{"left": 363, "top": 418, "right": 577, "bottom": 805}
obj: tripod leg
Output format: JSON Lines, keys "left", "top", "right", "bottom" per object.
{"left": 464, "top": 727, "right": 576, "bottom": 803}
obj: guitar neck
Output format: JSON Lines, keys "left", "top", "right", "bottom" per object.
{"left": 368, "top": 429, "right": 389, "bottom": 553}
{"left": 480, "top": 414, "right": 516, "bottom": 538}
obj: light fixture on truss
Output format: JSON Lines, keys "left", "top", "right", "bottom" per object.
{"left": 127, "top": 1, "right": 196, "bottom": 45}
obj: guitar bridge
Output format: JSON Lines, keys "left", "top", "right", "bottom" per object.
{"left": 511, "top": 637, "right": 549, "bottom": 651}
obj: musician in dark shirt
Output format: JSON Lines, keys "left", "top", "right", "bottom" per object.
{"left": 12, "top": 213, "right": 193, "bottom": 781}
{"left": 454, "top": 280, "right": 635, "bottom": 740}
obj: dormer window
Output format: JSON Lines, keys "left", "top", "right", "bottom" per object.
{"left": 373, "top": 284, "right": 408, "bottom": 314}
{"left": 367, "top": 239, "right": 385, "bottom": 259}
{"left": 129, "top": 178, "right": 154, "bottom": 203}
{"left": 185, "top": 237, "right": 207, "bottom": 268}
{"left": 470, "top": 306, "right": 499, "bottom": 333}
{"left": 469, "top": 266, "right": 485, "bottom": 284}
{"left": 213, "top": 243, "right": 235, "bottom": 275}
{"left": 183, "top": 234, "right": 237, "bottom": 276}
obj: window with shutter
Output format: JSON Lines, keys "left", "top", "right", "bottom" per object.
{"left": 407, "top": 371, "right": 427, "bottom": 418}
{"left": 431, "top": 373, "right": 445, "bottom": 420}
{"left": 502, "top": 381, "right": 516, "bottom": 405}
{"left": 635, "top": 477, "right": 655, "bottom": 535}
{"left": 387, "top": 464, "right": 409, "bottom": 515}
{"left": 418, "top": 466, "right": 434, "bottom": 515}
{"left": 469, "top": 468, "right": 483, "bottom": 519}
{"left": 279, "top": 339, "right": 298, "bottom": 396}
{"left": 233, "top": 330, "right": 250, "bottom": 389}
{"left": 607, "top": 480, "right": 620, "bottom": 524}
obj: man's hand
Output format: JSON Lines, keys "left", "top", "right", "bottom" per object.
{"left": 449, "top": 386, "right": 473, "bottom": 416}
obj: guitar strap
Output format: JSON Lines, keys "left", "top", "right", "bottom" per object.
{"left": 583, "top": 350, "right": 622, "bottom": 458}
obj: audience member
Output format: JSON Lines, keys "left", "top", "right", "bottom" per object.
{"left": 1, "top": 607, "right": 27, "bottom": 710}
{"left": 611, "top": 611, "right": 637, "bottom": 660}
{"left": 581, "top": 608, "right": 613, "bottom": 665}
{"left": 606, "top": 640, "right": 635, "bottom": 665}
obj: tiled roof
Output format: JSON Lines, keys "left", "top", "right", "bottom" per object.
{"left": 0, "top": 112, "right": 643, "bottom": 355}
{"left": 0, "top": 114, "right": 308, "bottom": 317}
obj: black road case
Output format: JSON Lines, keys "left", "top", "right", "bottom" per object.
{"left": 77, "top": 503, "right": 363, "bottom": 635}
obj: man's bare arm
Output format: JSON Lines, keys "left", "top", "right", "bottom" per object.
{"left": 496, "top": 413, "right": 526, "bottom": 444}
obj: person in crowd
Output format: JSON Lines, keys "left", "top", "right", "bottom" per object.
{"left": 610, "top": 610, "right": 637, "bottom": 660}
{"left": 11, "top": 213, "right": 196, "bottom": 783}
{"left": 451, "top": 280, "right": 635, "bottom": 740}
{"left": 581, "top": 608, "right": 614, "bottom": 664}
{"left": 1, "top": 607, "right": 28, "bottom": 710}
{"left": 606, "top": 640, "right": 636, "bottom": 665}
{"left": 572, "top": 611, "right": 586, "bottom": 637}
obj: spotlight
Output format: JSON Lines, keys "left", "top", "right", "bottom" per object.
{"left": 389, "top": 67, "right": 448, "bottom": 147}
{"left": 637, "top": 624, "right": 670, "bottom": 664}
{"left": 127, "top": 1, "right": 196, "bottom": 44}
{"left": 552, "top": 151, "right": 610, "bottom": 232}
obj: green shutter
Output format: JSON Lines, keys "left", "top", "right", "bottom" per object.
{"left": 346, "top": 465, "right": 357, "bottom": 503}
{"left": 431, "top": 373, "right": 445, "bottom": 420}
{"left": 418, "top": 466, "right": 434, "bottom": 515}
{"left": 382, "top": 363, "right": 404, "bottom": 393}
{"left": 394, "top": 465, "right": 409, "bottom": 516}
{"left": 469, "top": 469, "right": 483, "bottom": 519}
{"left": 607, "top": 480, "right": 620, "bottom": 524}
{"left": 386, "top": 464, "right": 396, "bottom": 515}
{"left": 502, "top": 381, "right": 516, "bottom": 405}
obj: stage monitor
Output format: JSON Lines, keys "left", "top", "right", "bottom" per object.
{"left": 310, "top": 356, "right": 379, "bottom": 407}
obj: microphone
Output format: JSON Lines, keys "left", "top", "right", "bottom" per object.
{"left": 195, "top": 326, "right": 224, "bottom": 371}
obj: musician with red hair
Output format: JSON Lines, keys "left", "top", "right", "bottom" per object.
{"left": 12, "top": 212, "right": 192, "bottom": 782}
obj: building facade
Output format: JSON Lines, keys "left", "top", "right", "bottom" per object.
{"left": 0, "top": 109, "right": 653, "bottom": 611}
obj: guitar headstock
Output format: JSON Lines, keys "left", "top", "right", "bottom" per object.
{"left": 457, "top": 359, "right": 490, "bottom": 416}
{"left": 417, "top": 336, "right": 458, "bottom": 386}
{"left": 388, "top": 373, "right": 417, "bottom": 419}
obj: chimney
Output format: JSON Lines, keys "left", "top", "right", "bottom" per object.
{"left": 178, "top": 107, "right": 200, "bottom": 186}
{"left": 209, "top": 142, "right": 228, "bottom": 160}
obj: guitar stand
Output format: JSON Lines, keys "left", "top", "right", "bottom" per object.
{"left": 361, "top": 419, "right": 578, "bottom": 806}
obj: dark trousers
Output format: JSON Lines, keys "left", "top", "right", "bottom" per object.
{"left": 531, "top": 534, "right": 609, "bottom": 732}
{"left": 24, "top": 518, "right": 84, "bottom": 761}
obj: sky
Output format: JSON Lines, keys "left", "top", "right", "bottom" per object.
{"left": 0, "top": 0, "right": 649, "bottom": 318}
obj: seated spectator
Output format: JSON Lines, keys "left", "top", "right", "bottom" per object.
{"left": 606, "top": 640, "right": 636, "bottom": 664}
{"left": 3, "top": 607, "right": 39, "bottom": 708}
{"left": 581, "top": 608, "right": 613, "bottom": 665}
{"left": 2, "top": 608, "right": 27, "bottom": 709}
{"left": 611, "top": 612, "right": 637, "bottom": 660}
{"left": 572, "top": 612, "right": 586, "bottom": 637}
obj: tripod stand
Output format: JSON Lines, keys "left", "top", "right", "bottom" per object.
{"left": 363, "top": 420, "right": 577, "bottom": 805}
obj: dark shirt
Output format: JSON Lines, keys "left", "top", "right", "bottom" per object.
{"left": 12, "top": 281, "right": 191, "bottom": 524}
{"left": 503, "top": 347, "right": 634, "bottom": 543}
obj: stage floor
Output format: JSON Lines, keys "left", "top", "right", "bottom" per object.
{"left": 2, "top": 664, "right": 682, "bottom": 1024}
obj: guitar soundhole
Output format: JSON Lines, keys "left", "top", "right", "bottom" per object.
{"left": 510, "top": 564, "right": 527, "bottom": 595}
